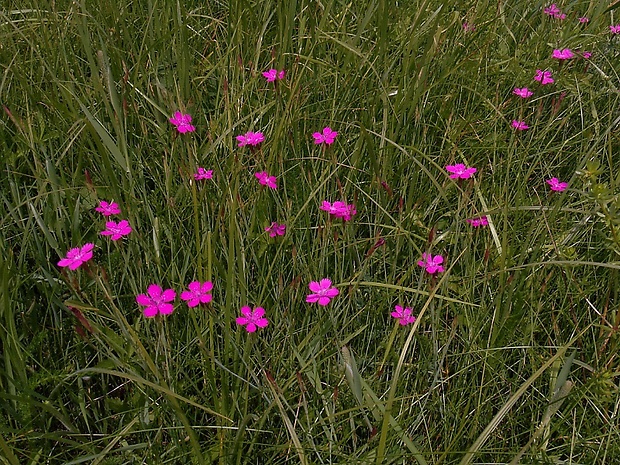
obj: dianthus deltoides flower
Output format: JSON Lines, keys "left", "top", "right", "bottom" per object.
{"left": 391, "top": 305, "right": 416, "bottom": 325}
{"left": 320, "top": 201, "right": 356, "bottom": 221}
{"left": 180, "top": 281, "right": 213, "bottom": 307}
{"left": 547, "top": 177, "right": 568, "bottom": 191}
{"left": 58, "top": 243, "right": 95, "bottom": 270}
{"left": 418, "top": 253, "right": 445, "bottom": 274}
{"left": 136, "top": 284, "right": 176, "bottom": 317}
{"left": 552, "top": 48, "right": 574, "bottom": 60}
{"left": 236, "top": 131, "right": 264, "bottom": 147}
{"left": 306, "top": 278, "right": 339, "bottom": 306}
{"left": 95, "top": 200, "right": 121, "bottom": 216}
{"left": 262, "top": 69, "right": 285, "bottom": 82}
{"left": 534, "top": 69, "right": 554, "bottom": 85}
{"left": 100, "top": 220, "right": 132, "bottom": 241}
{"left": 169, "top": 112, "right": 196, "bottom": 133}
{"left": 265, "top": 222, "right": 286, "bottom": 237}
{"left": 255, "top": 171, "right": 277, "bottom": 189}
{"left": 236, "top": 306, "right": 269, "bottom": 333}
{"left": 312, "top": 127, "right": 338, "bottom": 145}
{"left": 445, "top": 164, "right": 477, "bottom": 179}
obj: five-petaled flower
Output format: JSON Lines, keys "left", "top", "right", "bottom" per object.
{"left": 136, "top": 284, "right": 176, "bottom": 317}
{"left": 194, "top": 167, "right": 213, "bottom": 180}
{"left": 320, "top": 201, "right": 357, "bottom": 221}
{"left": 95, "top": 201, "right": 121, "bottom": 216}
{"left": 547, "top": 177, "right": 568, "bottom": 191}
{"left": 255, "top": 171, "right": 277, "bottom": 189}
{"left": 534, "top": 70, "right": 554, "bottom": 85}
{"left": 265, "top": 222, "right": 286, "bottom": 237}
{"left": 467, "top": 216, "right": 489, "bottom": 227}
{"left": 236, "top": 306, "right": 269, "bottom": 332}
{"left": 513, "top": 87, "right": 533, "bottom": 98}
{"left": 306, "top": 278, "right": 339, "bottom": 306}
{"left": 512, "top": 120, "right": 529, "bottom": 131}
{"left": 445, "top": 164, "right": 477, "bottom": 179}
{"left": 418, "top": 253, "right": 445, "bottom": 274}
{"left": 169, "top": 112, "right": 196, "bottom": 133}
{"left": 391, "top": 305, "right": 416, "bottom": 326}
{"left": 312, "top": 127, "right": 338, "bottom": 145}
{"left": 262, "top": 69, "right": 285, "bottom": 82}
{"left": 100, "top": 220, "right": 132, "bottom": 241}
{"left": 180, "top": 281, "right": 213, "bottom": 307}
{"left": 236, "top": 131, "right": 265, "bottom": 147}
{"left": 58, "top": 243, "right": 95, "bottom": 270}
{"left": 552, "top": 48, "right": 574, "bottom": 60}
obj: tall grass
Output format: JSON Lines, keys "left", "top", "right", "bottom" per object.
{"left": 1, "top": 0, "right": 619, "bottom": 463}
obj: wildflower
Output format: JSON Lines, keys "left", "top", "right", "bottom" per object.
{"left": 513, "top": 87, "right": 533, "bottom": 98}
{"left": 100, "top": 220, "right": 132, "bottom": 241}
{"left": 255, "top": 171, "right": 277, "bottom": 189}
{"left": 95, "top": 200, "right": 121, "bottom": 216}
{"left": 306, "top": 278, "right": 339, "bottom": 306}
{"left": 578, "top": 17, "right": 589, "bottom": 24}
{"left": 236, "top": 306, "right": 269, "bottom": 332}
{"left": 312, "top": 127, "right": 338, "bottom": 145}
{"left": 610, "top": 25, "right": 620, "bottom": 34}
{"left": 58, "top": 243, "right": 95, "bottom": 270}
{"left": 467, "top": 216, "right": 489, "bottom": 227}
{"left": 391, "top": 305, "right": 416, "bottom": 325}
{"left": 194, "top": 167, "right": 213, "bottom": 180}
{"left": 543, "top": 4, "right": 565, "bottom": 19}
{"left": 534, "top": 69, "right": 554, "bottom": 85}
{"left": 320, "top": 200, "right": 357, "bottom": 221}
{"left": 236, "top": 131, "right": 265, "bottom": 147}
{"left": 552, "top": 48, "right": 575, "bottom": 60}
{"left": 445, "top": 164, "right": 477, "bottom": 179}
{"left": 169, "top": 112, "right": 196, "bottom": 133}
{"left": 418, "top": 253, "right": 445, "bottom": 274}
{"left": 547, "top": 177, "right": 568, "bottom": 191}
{"left": 136, "top": 284, "right": 176, "bottom": 318}
{"left": 462, "top": 22, "right": 475, "bottom": 32}
{"left": 180, "top": 281, "right": 213, "bottom": 307}
{"left": 582, "top": 51, "right": 592, "bottom": 59}
{"left": 512, "top": 120, "right": 530, "bottom": 131}
{"left": 262, "top": 69, "right": 285, "bottom": 82}
{"left": 265, "top": 222, "right": 286, "bottom": 237}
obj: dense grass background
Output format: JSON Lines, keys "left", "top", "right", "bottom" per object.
{"left": 1, "top": 0, "right": 620, "bottom": 462}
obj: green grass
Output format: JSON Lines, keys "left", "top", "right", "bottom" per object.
{"left": 1, "top": 0, "right": 620, "bottom": 463}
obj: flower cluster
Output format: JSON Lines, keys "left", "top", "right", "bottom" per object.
{"left": 136, "top": 281, "right": 214, "bottom": 317}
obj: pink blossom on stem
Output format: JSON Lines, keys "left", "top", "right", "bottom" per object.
{"left": 236, "top": 131, "right": 265, "bottom": 147}
{"left": 466, "top": 216, "right": 489, "bottom": 227}
{"left": 610, "top": 25, "right": 620, "bottom": 35}
{"left": 100, "top": 220, "right": 132, "bottom": 241}
{"left": 391, "top": 305, "right": 416, "bottom": 326}
{"left": 265, "top": 222, "right": 286, "bottom": 237}
{"left": 513, "top": 87, "right": 533, "bottom": 98}
{"left": 552, "top": 48, "right": 575, "bottom": 60}
{"left": 320, "top": 201, "right": 357, "bottom": 221}
{"left": 306, "top": 278, "right": 339, "bottom": 306}
{"left": 58, "top": 243, "right": 94, "bottom": 270}
{"left": 136, "top": 284, "right": 176, "bottom": 318}
{"left": 581, "top": 51, "right": 592, "bottom": 59}
{"left": 95, "top": 201, "right": 121, "bottom": 216}
{"left": 512, "top": 120, "right": 529, "bottom": 131}
{"left": 312, "top": 127, "right": 338, "bottom": 145}
{"left": 194, "top": 167, "right": 213, "bottom": 180}
{"left": 236, "top": 306, "right": 269, "bottom": 332}
{"left": 418, "top": 253, "right": 445, "bottom": 274}
{"left": 445, "top": 164, "right": 477, "bottom": 179}
{"left": 262, "top": 69, "right": 285, "bottom": 82}
{"left": 180, "top": 281, "right": 213, "bottom": 307}
{"left": 534, "top": 70, "right": 554, "bottom": 85}
{"left": 462, "top": 22, "right": 475, "bottom": 32}
{"left": 255, "top": 171, "right": 277, "bottom": 189}
{"left": 578, "top": 17, "right": 589, "bottom": 24}
{"left": 547, "top": 177, "right": 568, "bottom": 191}
{"left": 169, "top": 112, "right": 196, "bottom": 133}
{"left": 544, "top": 4, "right": 565, "bottom": 19}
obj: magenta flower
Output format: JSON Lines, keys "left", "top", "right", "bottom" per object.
{"left": 306, "top": 278, "right": 339, "bottom": 306}
{"left": 512, "top": 120, "right": 529, "bottom": 131}
{"left": 543, "top": 4, "right": 565, "bottom": 19}
{"left": 534, "top": 70, "right": 554, "bottom": 85}
{"left": 513, "top": 87, "right": 533, "bottom": 98}
{"left": 265, "top": 222, "right": 286, "bottom": 237}
{"left": 236, "top": 131, "right": 265, "bottom": 147}
{"left": 418, "top": 253, "right": 445, "bottom": 274}
{"left": 445, "top": 164, "right": 477, "bottom": 179}
{"left": 610, "top": 25, "right": 620, "bottom": 35}
{"left": 466, "top": 216, "right": 489, "bottom": 227}
{"left": 180, "top": 281, "right": 213, "bottom": 307}
{"left": 95, "top": 200, "right": 121, "bottom": 216}
{"left": 578, "top": 17, "right": 589, "bottom": 24}
{"left": 547, "top": 177, "right": 568, "bottom": 191}
{"left": 194, "top": 167, "right": 213, "bottom": 180}
{"left": 462, "top": 22, "right": 475, "bottom": 32}
{"left": 169, "top": 112, "right": 196, "bottom": 134}
{"left": 391, "top": 305, "right": 416, "bottom": 326}
{"left": 255, "top": 171, "right": 277, "bottom": 189}
{"left": 582, "top": 51, "right": 592, "bottom": 59}
{"left": 262, "top": 69, "right": 285, "bottom": 82}
{"left": 100, "top": 220, "right": 132, "bottom": 241}
{"left": 236, "top": 306, "right": 269, "bottom": 333}
{"left": 136, "top": 284, "right": 176, "bottom": 318}
{"left": 312, "top": 127, "right": 338, "bottom": 145}
{"left": 58, "top": 243, "right": 94, "bottom": 270}
{"left": 552, "top": 48, "right": 575, "bottom": 60}
{"left": 320, "top": 201, "right": 357, "bottom": 221}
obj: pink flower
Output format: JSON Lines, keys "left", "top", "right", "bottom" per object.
{"left": 180, "top": 281, "right": 213, "bottom": 307}
{"left": 236, "top": 131, "right": 265, "bottom": 147}
{"left": 169, "top": 112, "right": 196, "bottom": 133}
{"left": 262, "top": 69, "right": 285, "bottom": 82}
{"left": 582, "top": 51, "right": 592, "bottom": 59}
{"left": 136, "top": 284, "right": 176, "bottom": 318}
{"left": 543, "top": 4, "right": 565, "bottom": 19}
{"left": 306, "top": 278, "right": 339, "bottom": 306}
{"left": 547, "top": 177, "right": 567, "bottom": 191}
{"left": 552, "top": 48, "right": 575, "bottom": 60}
{"left": 265, "top": 222, "right": 286, "bottom": 237}
{"left": 194, "top": 167, "right": 213, "bottom": 180}
{"left": 100, "top": 220, "right": 132, "bottom": 241}
{"left": 534, "top": 69, "right": 554, "bottom": 85}
{"left": 578, "top": 17, "right": 589, "bottom": 24}
{"left": 466, "top": 216, "right": 489, "bottom": 227}
{"left": 236, "top": 306, "right": 269, "bottom": 332}
{"left": 513, "top": 87, "right": 533, "bottom": 98}
{"left": 512, "top": 120, "right": 529, "bottom": 131}
{"left": 58, "top": 243, "right": 95, "bottom": 270}
{"left": 610, "top": 25, "right": 620, "bottom": 34}
{"left": 418, "top": 253, "right": 445, "bottom": 274}
{"left": 255, "top": 171, "right": 277, "bottom": 189}
{"left": 445, "top": 164, "right": 477, "bottom": 179}
{"left": 462, "top": 22, "right": 475, "bottom": 32}
{"left": 320, "top": 201, "right": 357, "bottom": 221}
{"left": 391, "top": 305, "right": 416, "bottom": 325}
{"left": 312, "top": 127, "right": 338, "bottom": 145}
{"left": 95, "top": 201, "right": 121, "bottom": 216}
